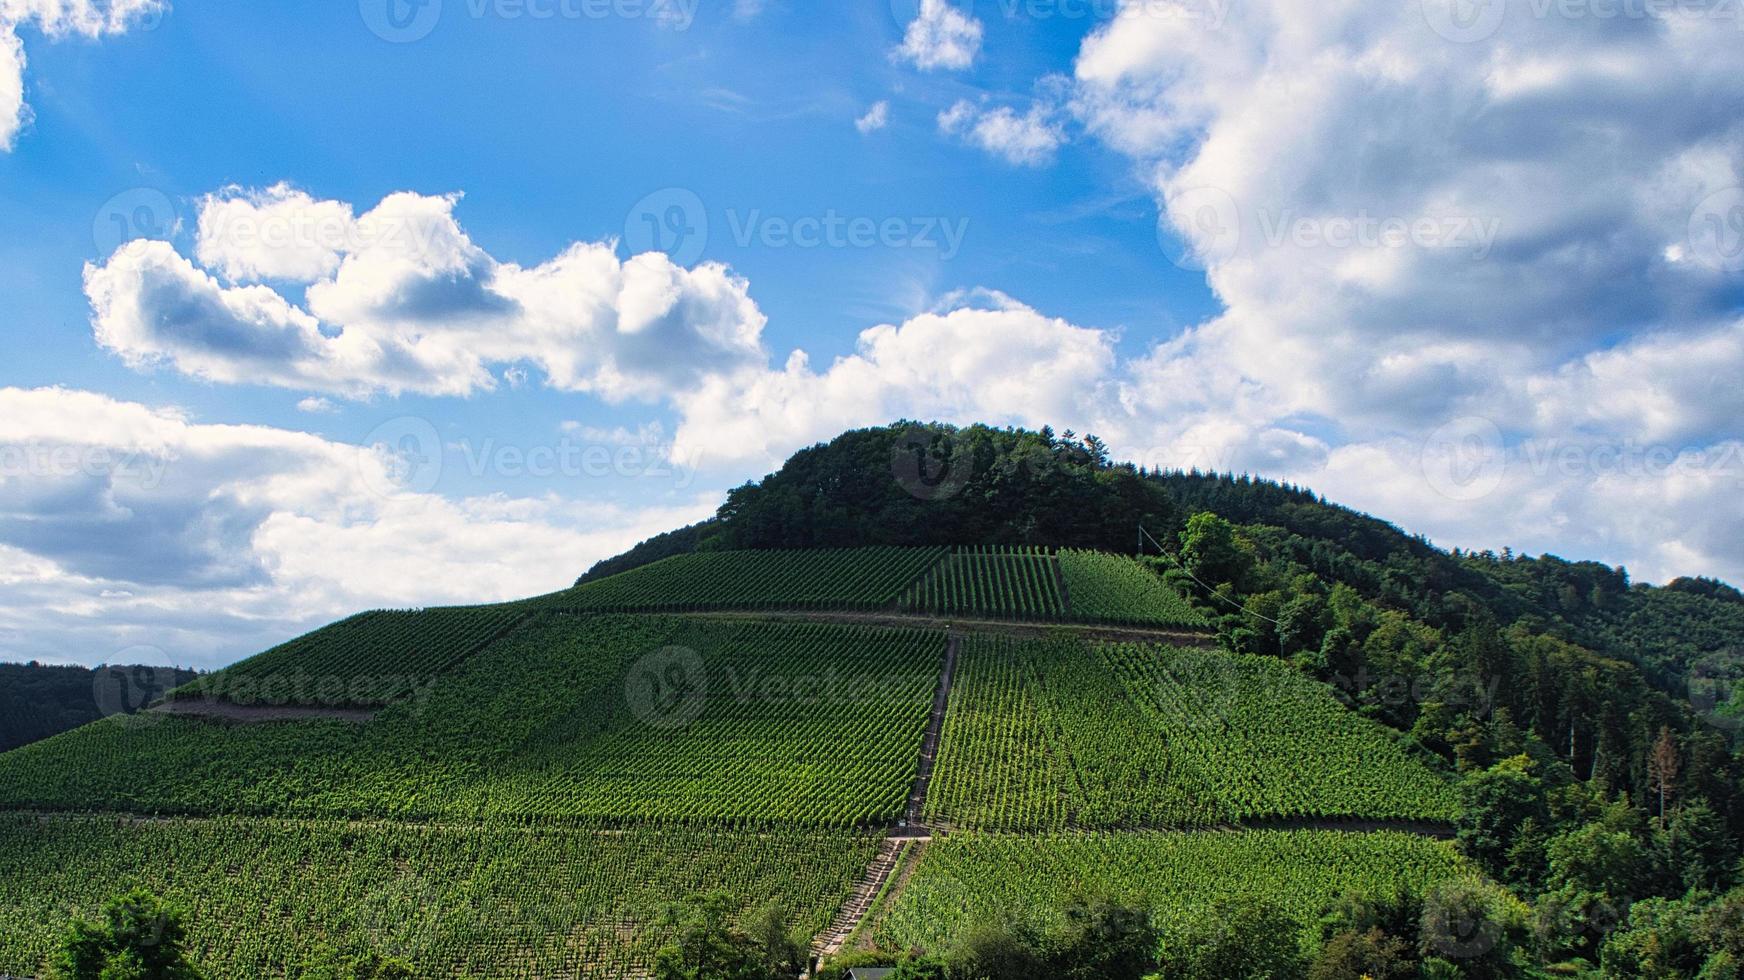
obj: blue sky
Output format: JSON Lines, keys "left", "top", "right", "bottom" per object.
{"left": 1, "top": 0, "right": 1742, "bottom": 668}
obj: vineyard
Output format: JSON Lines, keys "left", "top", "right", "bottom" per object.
{"left": 1104, "top": 644, "right": 1461, "bottom": 822}
{"left": 530, "top": 547, "right": 949, "bottom": 612}
{"left": 171, "top": 606, "right": 530, "bottom": 706}
{"left": 0, "top": 814, "right": 877, "bottom": 979}
{"left": 924, "top": 636, "right": 1457, "bottom": 829}
{"left": 898, "top": 546, "right": 1066, "bottom": 621}
{"left": 1058, "top": 549, "right": 1207, "bottom": 628}
{"left": 0, "top": 616, "right": 943, "bottom": 828}
{"left": 869, "top": 829, "right": 1474, "bottom": 955}
{"left": 0, "top": 545, "right": 1478, "bottom": 978}
{"left": 522, "top": 545, "right": 1208, "bottom": 631}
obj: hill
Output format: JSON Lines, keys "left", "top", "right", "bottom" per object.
{"left": 0, "top": 661, "right": 198, "bottom": 753}
{"left": 0, "top": 421, "right": 1740, "bottom": 979}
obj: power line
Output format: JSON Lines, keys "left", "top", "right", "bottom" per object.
{"left": 1138, "top": 523, "right": 1282, "bottom": 627}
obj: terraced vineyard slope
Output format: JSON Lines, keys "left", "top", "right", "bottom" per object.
{"left": 0, "top": 815, "right": 876, "bottom": 979}
{"left": 530, "top": 546, "right": 949, "bottom": 613}
{"left": 925, "top": 635, "right": 1458, "bottom": 829}
{"left": 169, "top": 606, "right": 529, "bottom": 707}
{"left": 870, "top": 829, "right": 1475, "bottom": 956}
{"left": 0, "top": 616, "right": 942, "bottom": 827}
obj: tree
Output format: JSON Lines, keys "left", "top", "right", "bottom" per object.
{"left": 1457, "top": 756, "right": 1550, "bottom": 885}
{"left": 1150, "top": 896, "right": 1304, "bottom": 980}
{"left": 1418, "top": 879, "right": 1527, "bottom": 980}
{"left": 45, "top": 889, "right": 203, "bottom": 980}
{"left": 653, "top": 891, "right": 782, "bottom": 980}
{"left": 1546, "top": 821, "right": 1654, "bottom": 904}
{"left": 1662, "top": 802, "right": 1739, "bottom": 893}
{"left": 1310, "top": 927, "right": 1415, "bottom": 980}
{"left": 946, "top": 920, "right": 1044, "bottom": 980}
{"left": 1041, "top": 896, "right": 1157, "bottom": 980}
{"left": 1178, "top": 512, "right": 1253, "bottom": 594}
{"left": 1601, "top": 897, "right": 1706, "bottom": 979}
{"left": 1649, "top": 726, "right": 1681, "bottom": 822}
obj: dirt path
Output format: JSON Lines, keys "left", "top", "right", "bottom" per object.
{"left": 813, "top": 837, "right": 908, "bottom": 961}
{"left": 902, "top": 634, "right": 960, "bottom": 829}
{"left": 688, "top": 609, "right": 1216, "bottom": 647}
{"left": 811, "top": 635, "right": 959, "bottom": 970}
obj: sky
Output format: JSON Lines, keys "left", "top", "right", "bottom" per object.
{"left": 0, "top": 0, "right": 1741, "bottom": 669}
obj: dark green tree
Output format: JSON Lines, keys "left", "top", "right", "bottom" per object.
{"left": 1152, "top": 896, "right": 1305, "bottom": 980}
{"left": 1457, "top": 756, "right": 1551, "bottom": 885}
{"left": 1041, "top": 896, "right": 1157, "bottom": 980}
{"left": 653, "top": 892, "right": 783, "bottom": 980}
{"left": 45, "top": 889, "right": 203, "bottom": 980}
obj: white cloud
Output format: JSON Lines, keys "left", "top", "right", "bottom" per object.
{"left": 295, "top": 396, "right": 337, "bottom": 414}
{"left": 0, "top": 386, "right": 716, "bottom": 667}
{"left": 87, "top": 187, "right": 770, "bottom": 402}
{"left": 671, "top": 292, "right": 1115, "bottom": 469}
{"left": 196, "top": 183, "right": 356, "bottom": 283}
{"left": 895, "top": 0, "right": 983, "bottom": 72}
{"left": 856, "top": 100, "right": 890, "bottom": 134}
{"left": 732, "top": 0, "right": 765, "bottom": 21}
{"left": 0, "top": 0, "right": 163, "bottom": 149}
{"left": 1070, "top": 0, "right": 1744, "bottom": 432}
{"left": 938, "top": 97, "right": 1065, "bottom": 166}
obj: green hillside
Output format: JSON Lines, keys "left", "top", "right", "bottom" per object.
{"left": 1, "top": 422, "right": 1740, "bottom": 979}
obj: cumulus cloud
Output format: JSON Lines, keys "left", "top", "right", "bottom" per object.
{"left": 856, "top": 100, "right": 890, "bottom": 134}
{"left": 671, "top": 292, "right": 1115, "bottom": 468}
{"left": 87, "top": 186, "right": 770, "bottom": 402}
{"left": 1072, "top": 0, "right": 1744, "bottom": 429}
{"left": 938, "top": 97, "right": 1066, "bottom": 166}
{"left": 923, "top": 0, "right": 1744, "bottom": 582}
{"left": 895, "top": 0, "right": 983, "bottom": 71}
{"left": 0, "top": 0, "right": 163, "bottom": 149}
{"left": 0, "top": 386, "right": 716, "bottom": 667}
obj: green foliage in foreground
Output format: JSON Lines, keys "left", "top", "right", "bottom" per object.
{"left": 0, "top": 616, "right": 940, "bottom": 828}
{"left": 0, "top": 815, "right": 876, "bottom": 979}
{"left": 45, "top": 888, "right": 203, "bottom": 980}
{"left": 869, "top": 830, "right": 1474, "bottom": 962}
{"left": 926, "top": 636, "right": 1458, "bottom": 830}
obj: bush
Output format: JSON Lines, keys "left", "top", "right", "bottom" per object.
{"left": 44, "top": 889, "right": 203, "bottom": 980}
